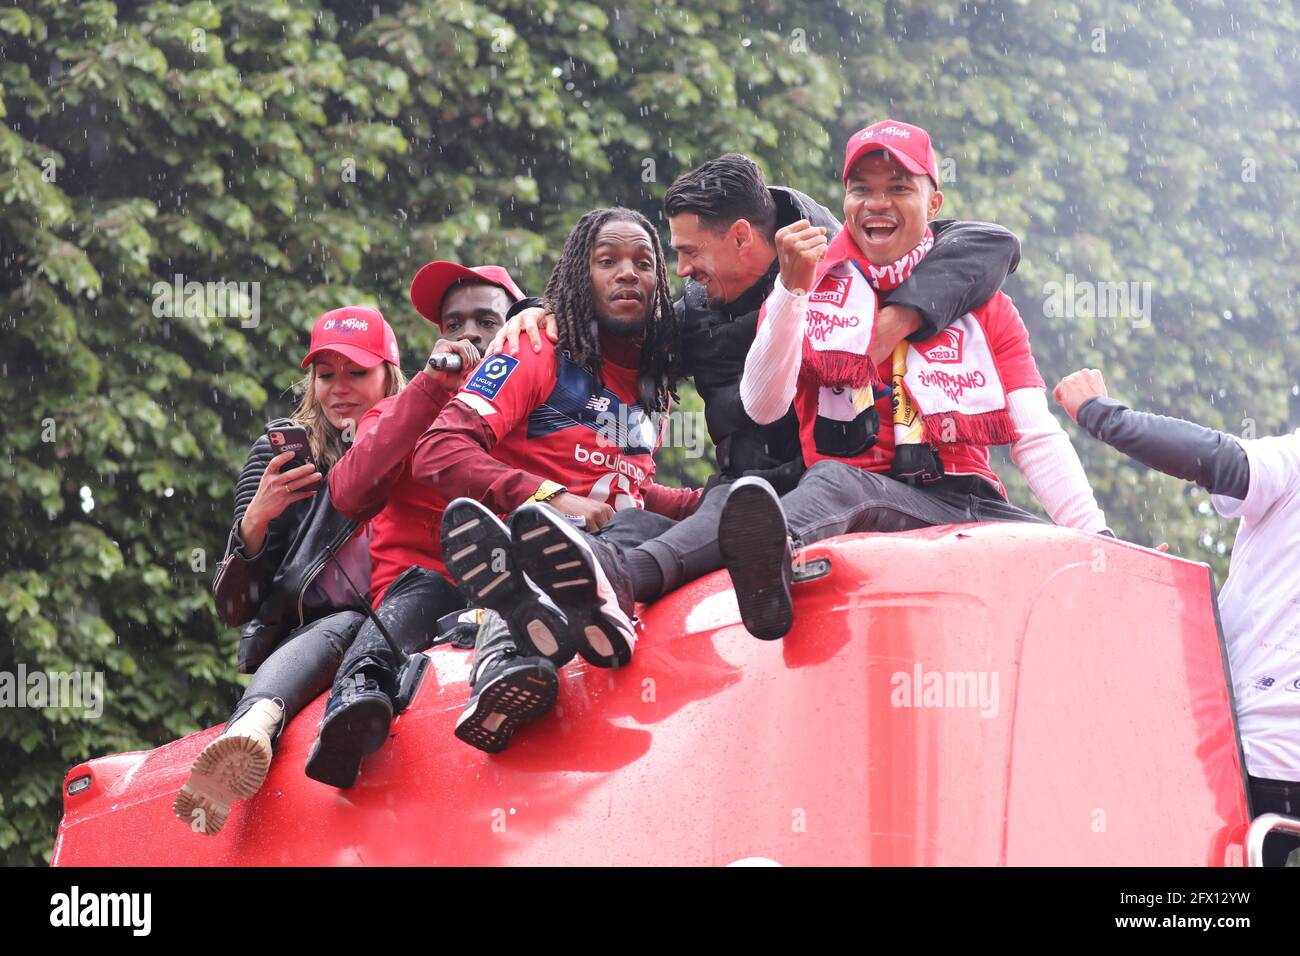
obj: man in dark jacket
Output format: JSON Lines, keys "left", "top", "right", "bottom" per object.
{"left": 666, "top": 176, "right": 840, "bottom": 487}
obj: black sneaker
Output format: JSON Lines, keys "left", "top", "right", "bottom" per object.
{"left": 717, "top": 476, "right": 795, "bottom": 640}
{"left": 441, "top": 498, "right": 576, "bottom": 666}
{"left": 304, "top": 672, "right": 393, "bottom": 789}
{"left": 509, "top": 503, "right": 637, "bottom": 668}
{"left": 456, "top": 612, "right": 559, "bottom": 753}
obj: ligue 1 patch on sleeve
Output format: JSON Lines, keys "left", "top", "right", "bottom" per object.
{"left": 462, "top": 354, "right": 519, "bottom": 401}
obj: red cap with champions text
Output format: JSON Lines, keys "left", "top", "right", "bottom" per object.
{"left": 409, "top": 262, "right": 525, "bottom": 327}
{"left": 843, "top": 120, "right": 939, "bottom": 187}
{"left": 299, "top": 306, "right": 401, "bottom": 369}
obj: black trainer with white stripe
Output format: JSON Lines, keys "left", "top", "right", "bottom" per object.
{"left": 509, "top": 503, "right": 637, "bottom": 668}
{"left": 440, "top": 498, "right": 577, "bottom": 666}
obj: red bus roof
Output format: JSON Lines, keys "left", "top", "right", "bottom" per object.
{"left": 54, "top": 523, "right": 1250, "bottom": 866}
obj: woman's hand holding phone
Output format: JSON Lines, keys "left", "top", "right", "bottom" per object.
{"left": 239, "top": 450, "right": 322, "bottom": 555}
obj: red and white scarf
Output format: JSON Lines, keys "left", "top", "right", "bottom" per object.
{"left": 798, "top": 228, "right": 1017, "bottom": 447}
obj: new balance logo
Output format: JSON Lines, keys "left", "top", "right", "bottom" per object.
{"left": 585, "top": 396, "right": 611, "bottom": 412}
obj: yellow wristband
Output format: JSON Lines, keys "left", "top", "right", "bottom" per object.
{"left": 530, "top": 480, "right": 567, "bottom": 503}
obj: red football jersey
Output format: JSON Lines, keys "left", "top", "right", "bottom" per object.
{"left": 454, "top": 346, "right": 661, "bottom": 509}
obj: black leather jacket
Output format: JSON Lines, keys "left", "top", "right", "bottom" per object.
{"left": 212, "top": 418, "right": 363, "bottom": 674}
{"left": 676, "top": 185, "right": 1023, "bottom": 486}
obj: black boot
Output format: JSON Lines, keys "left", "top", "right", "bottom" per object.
{"left": 304, "top": 660, "right": 394, "bottom": 789}
{"left": 717, "top": 476, "right": 795, "bottom": 640}
{"left": 455, "top": 610, "right": 558, "bottom": 753}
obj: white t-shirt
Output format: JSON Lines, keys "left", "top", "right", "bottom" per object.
{"left": 1211, "top": 430, "right": 1300, "bottom": 780}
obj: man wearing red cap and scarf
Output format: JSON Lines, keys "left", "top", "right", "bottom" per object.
{"left": 721, "top": 120, "right": 1109, "bottom": 637}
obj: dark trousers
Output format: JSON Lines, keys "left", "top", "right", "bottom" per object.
{"left": 332, "top": 564, "right": 465, "bottom": 696}
{"left": 1249, "top": 775, "right": 1300, "bottom": 867}
{"left": 634, "top": 459, "right": 1040, "bottom": 599}
{"left": 229, "top": 609, "right": 366, "bottom": 729}
{"left": 596, "top": 506, "right": 680, "bottom": 550}
{"left": 781, "top": 459, "right": 1040, "bottom": 541}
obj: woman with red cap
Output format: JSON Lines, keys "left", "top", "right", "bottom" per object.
{"left": 174, "top": 306, "right": 405, "bottom": 836}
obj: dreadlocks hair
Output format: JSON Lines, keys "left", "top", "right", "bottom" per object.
{"left": 541, "top": 206, "right": 681, "bottom": 413}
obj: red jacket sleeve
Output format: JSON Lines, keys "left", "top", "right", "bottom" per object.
{"left": 410, "top": 399, "right": 552, "bottom": 513}
{"left": 411, "top": 350, "right": 558, "bottom": 513}
{"left": 641, "top": 481, "right": 704, "bottom": 520}
{"left": 328, "top": 373, "right": 453, "bottom": 522}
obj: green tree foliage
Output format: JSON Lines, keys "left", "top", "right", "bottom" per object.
{"left": 1, "top": 0, "right": 1295, "bottom": 863}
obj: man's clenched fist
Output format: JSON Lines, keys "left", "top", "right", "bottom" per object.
{"left": 775, "top": 219, "right": 828, "bottom": 295}
{"left": 1053, "top": 368, "right": 1109, "bottom": 422}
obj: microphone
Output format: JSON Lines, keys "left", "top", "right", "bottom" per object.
{"left": 427, "top": 352, "right": 463, "bottom": 372}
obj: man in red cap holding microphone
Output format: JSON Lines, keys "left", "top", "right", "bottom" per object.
{"left": 329, "top": 262, "right": 525, "bottom": 603}
{"left": 304, "top": 262, "right": 570, "bottom": 787}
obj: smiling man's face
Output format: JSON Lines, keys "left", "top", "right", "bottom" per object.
{"left": 669, "top": 213, "right": 749, "bottom": 306}
{"left": 843, "top": 151, "right": 943, "bottom": 265}
{"left": 590, "top": 218, "right": 657, "bottom": 336}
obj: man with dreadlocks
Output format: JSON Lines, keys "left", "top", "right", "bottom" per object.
{"left": 411, "top": 207, "right": 697, "bottom": 751}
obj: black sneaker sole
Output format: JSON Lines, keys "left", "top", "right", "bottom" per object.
{"left": 455, "top": 657, "right": 559, "bottom": 754}
{"left": 509, "top": 505, "right": 636, "bottom": 668}
{"left": 718, "top": 479, "right": 794, "bottom": 640}
{"left": 441, "top": 499, "right": 576, "bottom": 666}
{"left": 304, "top": 693, "right": 392, "bottom": 789}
